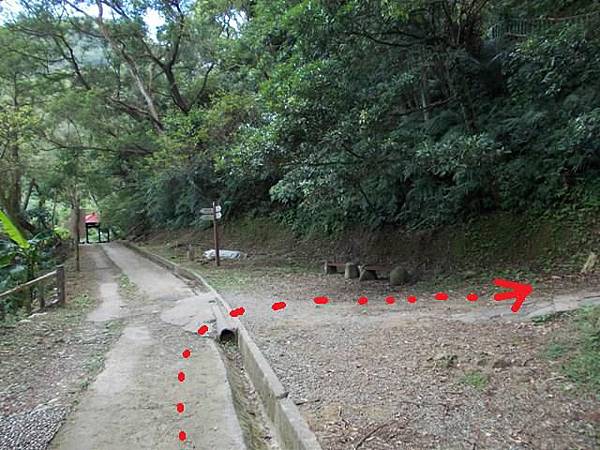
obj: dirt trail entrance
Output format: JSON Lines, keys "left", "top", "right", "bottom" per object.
{"left": 50, "top": 244, "right": 251, "bottom": 450}
{"left": 147, "top": 246, "right": 600, "bottom": 450}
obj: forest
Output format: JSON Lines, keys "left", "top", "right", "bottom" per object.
{"left": 1, "top": 3, "right": 600, "bottom": 448}
{"left": 1, "top": 0, "right": 599, "bottom": 284}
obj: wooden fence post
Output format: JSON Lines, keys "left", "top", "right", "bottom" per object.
{"left": 39, "top": 284, "right": 45, "bottom": 310}
{"left": 56, "top": 265, "right": 66, "bottom": 305}
{"left": 213, "top": 201, "right": 220, "bottom": 267}
{"left": 187, "top": 244, "right": 195, "bottom": 261}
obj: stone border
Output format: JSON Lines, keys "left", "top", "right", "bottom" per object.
{"left": 121, "top": 241, "right": 322, "bottom": 450}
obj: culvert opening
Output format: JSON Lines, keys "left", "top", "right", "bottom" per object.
{"left": 219, "top": 329, "right": 237, "bottom": 343}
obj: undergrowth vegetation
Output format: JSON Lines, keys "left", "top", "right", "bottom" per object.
{"left": 544, "top": 306, "right": 600, "bottom": 395}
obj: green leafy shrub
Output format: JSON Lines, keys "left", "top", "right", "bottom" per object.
{"left": 0, "top": 211, "right": 58, "bottom": 316}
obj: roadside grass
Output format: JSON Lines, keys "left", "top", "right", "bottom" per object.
{"left": 118, "top": 274, "right": 138, "bottom": 295}
{"left": 1, "top": 289, "right": 94, "bottom": 329}
{"left": 139, "top": 211, "right": 600, "bottom": 310}
{"left": 153, "top": 211, "right": 599, "bottom": 277}
{"left": 68, "top": 293, "right": 93, "bottom": 308}
{"left": 0, "top": 309, "right": 28, "bottom": 328}
{"left": 79, "top": 351, "right": 110, "bottom": 391}
{"left": 543, "top": 306, "right": 600, "bottom": 396}
{"left": 142, "top": 241, "right": 317, "bottom": 291}
{"left": 63, "top": 289, "right": 124, "bottom": 393}
{"left": 563, "top": 306, "right": 600, "bottom": 394}
{"left": 460, "top": 370, "right": 489, "bottom": 391}
{"left": 545, "top": 342, "right": 568, "bottom": 359}
{"left": 201, "top": 270, "right": 255, "bottom": 292}
{"left": 532, "top": 311, "right": 573, "bottom": 325}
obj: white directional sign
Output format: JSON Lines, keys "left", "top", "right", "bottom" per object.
{"left": 200, "top": 212, "right": 222, "bottom": 220}
{"left": 200, "top": 205, "right": 221, "bottom": 214}
{"left": 203, "top": 201, "right": 222, "bottom": 266}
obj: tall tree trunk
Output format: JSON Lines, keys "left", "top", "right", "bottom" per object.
{"left": 9, "top": 75, "right": 22, "bottom": 223}
{"left": 74, "top": 195, "right": 81, "bottom": 272}
{"left": 22, "top": 178, "right": 36, "bottom": 212}
{"left": 8, "top": 142, "right": 21, "bottom": 218}
{"left": 420, "top": 66, "right": 430, "bottom": 122}
{"left": 50, "top": 190, "right": 58, "bottom": 228}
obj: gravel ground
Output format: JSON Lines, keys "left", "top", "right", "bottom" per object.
{"left": 145, "top": 244, "right": 600, "bottom": 449}
{"left": 219, "top": 290, "right": 599, "bottom": 449}
{"left": 0, "top": 247, "right": 123, "bottom": 450}
{"left": 0, "top": 407, "right": 67, "bottom": 450}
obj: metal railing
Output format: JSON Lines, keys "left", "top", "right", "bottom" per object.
{"left": 487, "top": 10, "right": 600, "bottom": 41}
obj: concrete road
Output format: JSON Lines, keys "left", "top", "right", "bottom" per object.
{"left": 51, "top": 243, "right": 246, "bottom": 450}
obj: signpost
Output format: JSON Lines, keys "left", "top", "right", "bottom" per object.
{"left": 200, "top": 205, "right": 221, "bottom": 214}
{"left": 200, "top": 202, "right": 221, "bottom": 266}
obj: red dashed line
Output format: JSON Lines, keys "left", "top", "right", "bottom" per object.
{"left": 229, "top": 307, "right": 245, "bottom": 317}
{"left": 313, "top": 296, "right": 329, "bottom": 305}
{"left": 173, "top": 278, "right": 530, "bottom": 442}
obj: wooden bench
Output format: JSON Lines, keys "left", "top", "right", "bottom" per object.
{"left": 323, "top": 261, "right": 347, "bottom": 275}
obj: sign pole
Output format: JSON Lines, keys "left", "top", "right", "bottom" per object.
{"left": 213, "top": 200, "right": 220, "bottom": 267}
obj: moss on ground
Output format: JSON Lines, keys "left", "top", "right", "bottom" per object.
{"left": 459, "top": 370, "right": 489, "bottom": 391}
{"left": 542, "top": 306, "right": 600, "bottom": 396}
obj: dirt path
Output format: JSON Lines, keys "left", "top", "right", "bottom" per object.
{"left": 50, "top": 244, "right": 248, "bottom": 450}
{"left": 147, "top": 248, "right": 600, "bottom": 450}
{"left": 213, "top": 288, "right": 600, "bottom": 449}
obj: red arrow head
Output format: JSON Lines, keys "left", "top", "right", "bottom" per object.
{"left": 493, "top": 278, "right": 533, "bottom": 313}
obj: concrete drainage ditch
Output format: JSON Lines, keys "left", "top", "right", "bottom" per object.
{"left": 123, "top": 241, "right": 323, "bottom": 450}
{"left": 219, "top": 339, "right": 280, "bottom": 450}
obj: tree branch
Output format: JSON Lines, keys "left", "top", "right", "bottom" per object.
{"left": 389, "top": 95, "right": 457, "bottom": 118}
{"left": 94, "top": 0, "right": 164, "bottom": 131}
{"left": 190, "top": 63, "right": 215, "bottom": 108}
{"left": 52, "top": 34, "right": 91, "bottom": 90}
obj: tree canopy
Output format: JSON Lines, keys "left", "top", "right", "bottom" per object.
{"left": 1, "top": 0, "right": 599, "bottom": 236}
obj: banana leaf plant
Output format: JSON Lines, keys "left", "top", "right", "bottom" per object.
{"left": 0, "top": 210, "right": 48, "bottom": 313}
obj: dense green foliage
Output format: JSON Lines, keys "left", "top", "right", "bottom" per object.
{"left": 0, "top": 210, "right": 59, "bottom": 314}
{"left": 0, "top": 0, "right": 599, "bottom": 238}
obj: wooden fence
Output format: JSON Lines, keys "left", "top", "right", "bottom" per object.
{"left": 0, "top": 266, "right": 65, "bottom": 320}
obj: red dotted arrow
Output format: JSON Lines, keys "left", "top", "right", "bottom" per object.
{"left": 493, "top": 278, "right": 533, "bottom": 313}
